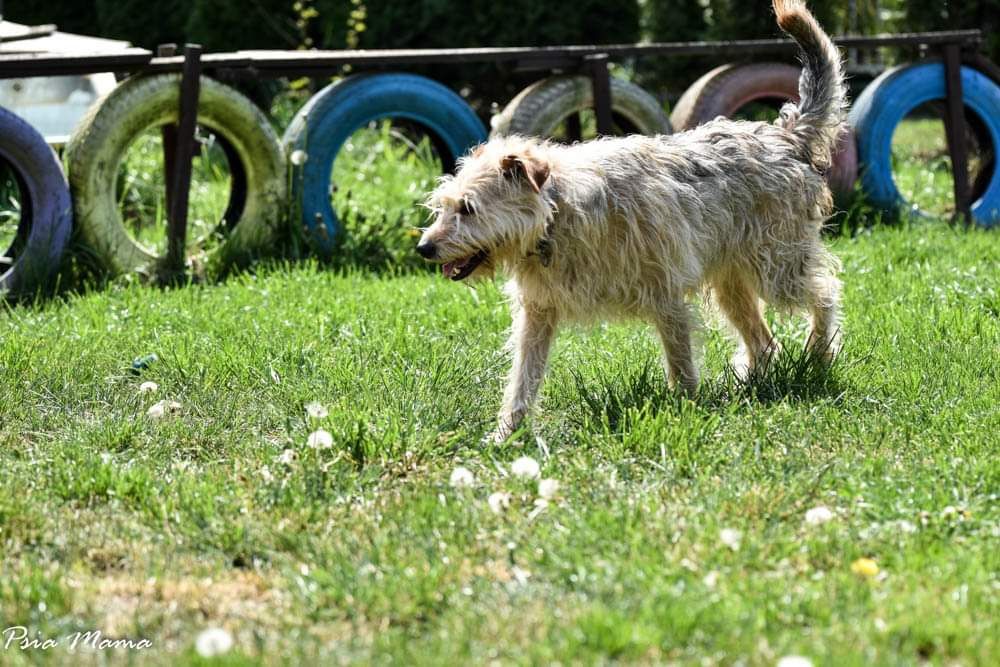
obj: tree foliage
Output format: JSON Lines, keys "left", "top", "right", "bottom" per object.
{"left": 5, "top": 1, "right": 998, "bottom": 108}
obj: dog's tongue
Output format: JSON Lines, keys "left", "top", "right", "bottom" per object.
{"left": 442, "top": 261, "right": 458, "bottom": 278}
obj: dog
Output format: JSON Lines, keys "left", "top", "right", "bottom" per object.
{"left": 419, "top": 0, "right": 845, "bottom": 441}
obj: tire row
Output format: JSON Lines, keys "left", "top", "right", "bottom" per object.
{"left": 2, "top": 59, "right": 999, "bottom": 293}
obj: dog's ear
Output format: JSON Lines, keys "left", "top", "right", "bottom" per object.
{"left": 501, "top": 154, "right": 550, "bottom": 194}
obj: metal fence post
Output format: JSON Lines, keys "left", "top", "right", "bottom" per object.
{"left": 157, "top": 44, "right": 178, "bottom": 218}
{"left": 943, "top": 43, "right": 971, "bottom": 225}
{"left": 584, "top": 54, "right": 614, "bottom": 136}
{"left": 165, "top": 44, "right": 202, "bottom": 276}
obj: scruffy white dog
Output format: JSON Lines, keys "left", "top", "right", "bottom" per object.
{"left": 419, "top": 0, "right": 845, "bottom": 441}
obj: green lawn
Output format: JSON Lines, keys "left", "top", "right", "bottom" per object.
{"left": 0, "top": 117, "right": 998, "bottom": 665}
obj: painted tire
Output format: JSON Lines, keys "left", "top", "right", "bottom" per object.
{"left": 0, "top": 107, "right": 72, "bottom": 295}
{"left": 491, "top": 75, "right": 672, "bottom": 138}
{"left": 850, "top": 62, "right": 1000, "bottom": 227}
{"left": 284, "top": 73, "right": 487, "bottom": 254}
{"left": 671, "top": 62, "right": 858, "bottom": 201}
{"left": 65, "top": 74, "right": 286, "bottom": 274}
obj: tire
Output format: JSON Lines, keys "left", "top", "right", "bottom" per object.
{"left": 491, "top": 75, "right": 672, "bottom": 138}
{"left": 0, "top": 107, "right": 72, "bottom": 295}
{"left": 65, "top": 74, "right": 286, "bottom": 275}
{"left": 283, "top": 73, "right": 487, "bottom": 254}
{"left": 850, "top": 62, "right": 1000, "bottom": 227}
{"left": 671, "top": 63, "right": 801, "bottom": 131}
{"left": 671, "top": 62, "right": 859, "bottom": 201}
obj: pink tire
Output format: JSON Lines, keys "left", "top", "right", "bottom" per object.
{"left": 671, "top": 62, "right": 858, "bottom": 201}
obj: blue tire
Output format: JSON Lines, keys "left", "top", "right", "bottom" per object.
{"left": 849, "top": 62, "right": 1000, "bottom": 227}
{"left": 0, "top": 107, "right": 72, "bottom": 295}
{"left": 283, "top": 73, "right": 487, "bottom": 254}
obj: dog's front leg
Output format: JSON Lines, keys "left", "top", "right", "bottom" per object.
{"left": 491, "top": 305, "right": 558, "bottom": 442}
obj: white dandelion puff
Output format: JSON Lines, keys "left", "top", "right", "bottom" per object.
{"left": 719, "top": 528, "right": 742, "bottom": 551}
{"left": 305, "top": 401, "right": 328, "bottom": 419}
{"left": 537, "top": 478, "right": 560, "bottom": 500}
{"left": 804, "top": 506, "right": 835, "bottom": 526}
{"left": 510, "top": 456, "right": 540, "bottom": 479}
{"left": 776, "top": 656, "right": 813, "bottom": 667}
{"left": 146, "top": 399, "right": 181, "bottom": 419}
{"left": 277, "top": 449, "right": 297, "bottom": 466}
{"left": 307, "top": 429, "right": 333, "bottom": 449}
{"left": 511, "top": 565, "right": 531, "bottom": 586}
{"left": 449, "top": 466, "right": 475, "bottom": 488}
{"left": 487, "top": 491, "right": 512, "bottom": 515}
{"left": 290, "top": 149, "right": 308, "bottom": 166}
{"left": 138, "top": 381, "right": 158, "bottom": 394}
{"left": 195, "top": 627, "right": 233, "bottom": 657}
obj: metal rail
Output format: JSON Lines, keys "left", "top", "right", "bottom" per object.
{"left": 0, "top": 28, "right": 992, "bottom": 278}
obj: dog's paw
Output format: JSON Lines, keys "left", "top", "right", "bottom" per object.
{"left": 483, "top": 429, "right": 510, "bottom": 445}
{"left": 485, "top": 423, "right": 517, "bottom": 445}
{"left": 485, "top": 414, "right": 521, "bottom": 445}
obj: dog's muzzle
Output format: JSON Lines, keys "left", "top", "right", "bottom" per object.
{"left": 441, "top": 250, "right": 488, "bottom": 281}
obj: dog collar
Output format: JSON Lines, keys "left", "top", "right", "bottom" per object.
{"left": 535, "top": 237, "right": 553, "bottom": 267}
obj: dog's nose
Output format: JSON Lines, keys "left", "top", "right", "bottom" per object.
{"left": 416, "top": 241, "right": 437, "bottom": 259}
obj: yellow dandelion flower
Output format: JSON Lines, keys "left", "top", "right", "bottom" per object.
{"left": 851, "top": 557, "right": 879, "bottom": 578}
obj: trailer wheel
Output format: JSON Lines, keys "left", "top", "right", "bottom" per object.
{"left": 0, "top": 107, "right": 72, "bottom": 296}
{"left": 65, "top": 74, "right": 286, "bottom": 275}
{"left": 850, "top": 62, "right": 1000, "bottom": 226}
{"left": 671, "top": 62, "right": 858, "bottom": 201}
{"left": 283, "top": 73, "right": 487, "bottom": 255}
{"left": 491, "top": 75, "right": 672, "bottom": 139}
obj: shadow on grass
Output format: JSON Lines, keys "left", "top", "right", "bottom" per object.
{"left": 568, "top": 339, "right": 856, "bottom": 433}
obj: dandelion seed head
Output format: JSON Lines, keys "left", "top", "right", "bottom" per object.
{"left": 449, "top": 466, "right": 475, "bottom": 488}
{"left": 776, "top": 656, "right": 813, "bottom": 667}
{"left": 487, "top": 491, "right": 511, "bottom": 514}
{"left": 804, "top": 506, "right": 835, "bottom": 526}
{"left": 146, "top": 399, "right": 181, "bottom": 419}
{"left": 305, "top": 401, "right": 328, "bottom": 419}
{"left": 719, "top": 528, "right": 742, "bottom": 551}
{"left": 307, "top": 429, "right": 333, "bottom": 449}
{"left": 510, "top": 456, "right": 540, "bottom": 479}
{"left": 537, "top": 478, "right": 560, "bottom": 500}
{"left": 195, "top": 627, "right": 233, "bottom": 657}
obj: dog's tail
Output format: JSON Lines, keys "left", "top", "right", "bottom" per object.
{"left": 773, "top": 0, "right": 846, "bottom": 170}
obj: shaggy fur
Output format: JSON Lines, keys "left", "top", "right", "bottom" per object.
{"left": 420, "top": 0, "right": 846, "bottom": 440}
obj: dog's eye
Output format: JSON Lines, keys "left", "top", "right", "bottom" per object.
{"left": 457, "top": 200, "right": 475, "bottom": 217}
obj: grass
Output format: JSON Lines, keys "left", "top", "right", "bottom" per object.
{"left": 114, "top": 127, "right": 237, "bottom": 257}
{"left": 1, "top": 159, "right": 24, "bottom": 262}
{"left": 892, "top": 116, "right": 957, "bottom": 218}
{"left": 0, "top": 117, "right": 997, "bottom": 665}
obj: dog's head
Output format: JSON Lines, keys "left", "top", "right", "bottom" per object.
{"left": 418, "top": 136, "right": 554, "bottom": 281}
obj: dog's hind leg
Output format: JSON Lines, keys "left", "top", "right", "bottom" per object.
{"left": 804, "top": 266, "right": 842, "bottom": 363}
{"left": 712, "top": 270, "right": 779, "bottom": 378}
{"left": 492, "top": 304, "right": 558, "bottom": 442}
{"left": 763, "top": 238, "right": 842, "bottom": 364}
{"left": 652, "top": 299, "right": 699, "bottom": 395}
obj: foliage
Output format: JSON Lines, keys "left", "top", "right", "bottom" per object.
{"left": 901, "top": 0, "right": 1000, "bottom": 66}
{"left": 8, "top": 1, "right": 998, "bottom": 106}
{"left": 705, "top": 0, "right": 841, "bottom": 40}
{"left": 95, "top": 0, "right": 191, "bottom": 48}
{"left": 637, "top": 0, "right": 708, "bottom": 103}
{"left": 352, "top": 0, "right": 641, "bottom": 111}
